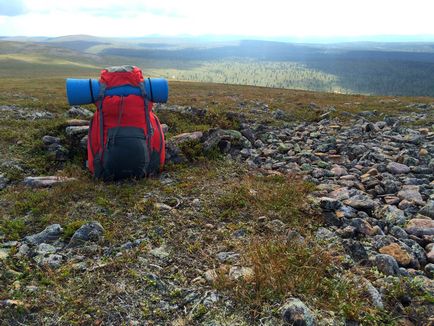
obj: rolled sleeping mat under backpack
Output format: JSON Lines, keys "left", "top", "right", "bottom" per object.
{"left": 66, "top": 78, "right": 169, "bottom": 105}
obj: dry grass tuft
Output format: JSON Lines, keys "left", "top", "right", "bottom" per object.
{"left": 215, "top": 236, "right": 380, "bottom": 321}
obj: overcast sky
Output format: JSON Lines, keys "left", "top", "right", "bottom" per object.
{"left": 0, "top": 0, "right": 434, "bottom": 38}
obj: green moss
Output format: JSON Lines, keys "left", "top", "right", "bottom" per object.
{"left": 62, "top": 220, "right": 85, "bottom": 241}
{"left": 0, "top": 218, "right": 26, "bottom": 240}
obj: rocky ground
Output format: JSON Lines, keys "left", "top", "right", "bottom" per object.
{"left": 1, "top": 89, "right": 434, "bottom": 325}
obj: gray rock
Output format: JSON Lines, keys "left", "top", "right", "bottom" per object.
{"left": 24, "top": 224, "right": 63, "bottom": 245}
{"left": 365, "top": 280, "right": 384, "bottom": 309}
{"left": 35, "top": 254, "right": 63, "bottom": 269}
{"left": 65, "top": 126, "right": 89, "bottom": 137}
{"left": 216, "top": 251, "right": 240, "bottom": 263}
{"left": 42, "top": 135, "right": 60, "bottom": 145}
{"left": 67, "top": 221, "right": 104, "bottom": 248}
{"left": 320, "top": 197, "right": 342, "bottom": 211}
{"left": 80, "top": 136, "right": 88, "bottom": 150}
{"left": 389, "top": 226, "right": 408, "bottom": 239}
{"left": 281, "top": 298, "right": 316, "bottom": 326}
{"left": 0, "top": 248, "right": 9, "bottom": 260}
{"left": 405, "top": 219, "right": 434, "bottom": 237}
{"left": 419, "top": 201, "right": 434, "bottom": 218}
{"left": 202, "top": 129, "right": 250, "bottom": 152}
{"left": 228, "top": 266, "right": 254, "bottom": 281}
{"left": 150, "top": 245, "right": 170, "bottom": 259}
{"left": 374, "top": 254, "right": 400, "bottom": 275}
{"left": 35, "top": 243, "right": 57, "bottom": 255}
{"left": 425, "top": 263, "right": 434, "bottom": 278}
{"left": 17, "top": 243, "right": 30, "bottom": 257}
{"left": 387, "top": 162, "right": 410, "bottom": 174}
{"left": 24, "top": 176, "right": 76, "bottom": 188}
{"left": 375, "top": 205, "right": 407, "bottom": 226}
{"left": 272, "top": 109, "right": 286, "bottom": 120}
{"left": 68, "top": 106, "right": 93, "bottom": 118}
{"left": 0, "top": 174, "right": 9, "bottom": 190}
{"left": 315, "top": 227, "right": 337, "bottom": 241}
{"left": 350, "top": 218, "right": 376, "bottom": 236}
{"left": 46, "top": 143, "right": 69, "bottom": 161}
{"left": 344, "top": 196, "right": 375, "bottom": 212}
{"left": 397, "top": 185, "right": 424, "bottom": 205}
{"left": 343, "top": 239, "right": 368, "bottom": 262}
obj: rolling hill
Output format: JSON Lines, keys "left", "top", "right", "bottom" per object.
{"left": 1, "top": 35, "right": 434, "bottom": 96}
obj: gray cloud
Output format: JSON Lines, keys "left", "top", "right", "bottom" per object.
{"left": 0, "top": 0, "right": 26, "bottom": 16}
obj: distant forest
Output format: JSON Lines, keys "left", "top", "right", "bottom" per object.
{"left": 1, "top": 37, "right": 434, "bottom": 96}
{"left": 102, "top": 40, "right": 434, "bottom": 96}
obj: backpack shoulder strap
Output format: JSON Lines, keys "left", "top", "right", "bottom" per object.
{"left": 139, "top": 82, "right": 154, "bottom": 137}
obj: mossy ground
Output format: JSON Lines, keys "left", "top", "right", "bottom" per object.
{"left": 1, "top": 76, "right": 433, "bottom": 324}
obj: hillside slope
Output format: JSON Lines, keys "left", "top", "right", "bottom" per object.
{"left": 0, "top": 78, "right": 433, "bottom": 325}
{"left": 2, "top": 37, "right": 434, "bottom": 96}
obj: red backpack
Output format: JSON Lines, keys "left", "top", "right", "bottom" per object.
{"left": 87, "top": 66, "right": 165, "bottom": 180}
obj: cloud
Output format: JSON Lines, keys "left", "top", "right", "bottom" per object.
{"left": 1, "top": 0, "right": 434, "bottom": 37}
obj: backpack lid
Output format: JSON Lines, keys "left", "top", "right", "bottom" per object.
{"left": 100, "top": 65, "right": 144, "bottom": 88}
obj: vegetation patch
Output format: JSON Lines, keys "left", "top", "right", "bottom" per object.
{"left": 215, "top": 236, "right": 386, "bottom": 323}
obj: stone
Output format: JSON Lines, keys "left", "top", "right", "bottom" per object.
{"left": 204, "top": 269, "right": 218, "bottom": 282}
{"left": 24, "top": 176, "right": 76, "bottom": 188}
{"left": 65, "top": 126, "right": 89, "bottom": 137}
{"left": 46, "top": 143, "right": 69, "bottom": 161}
{"left": 384, "top": 196, "right": 400, "bottom": 205}
{"left": 150, "top": 245, "right": 170, "bottom": 259}
{"left": 419, "top": 148, "right": 428, "bottom": 157}
{"left": 397, "top": 186, "right": 424, "bottom": 205}
{"left": 35, "top": 243, "right": 57, "bottom": 256}
{"left": 67, "top": 106, "right": 93, "bottom": 118}
{"left": 389, "top": 226, "right": 408, "bottom": 239}
{"left": 375, "top": 205, "right": 407, "bottom": 225}
{"left": 0, "top": 248, "right": 9, "bottom": 260}
{"left": 387, "top": 162, "right": 410, "bottom": 174}
{"left": 216, "top": 251, "right": 240, "bottom": 263}
{"left": 42, "top": 135, "right": 60, "bottom": 145}
{"left": 328, "top": 187, "right": 350, "bottom": 201}
{"left": 161, "top": 124, "right": 169, "bottom": 133}
{"left": 202, "top": 129, "right": 250, "bottom": 152}
{"left": 154, "top": 202, "right": 173, "bottom": 211}
{"left": 427, "top": 246, "right": 434, "bottom": 263}
{"left": 331, "top": 165, "right": 347, "bottom": 177}
{"left": 337, "top": 225, "right": 356, "bottom": 238}
{"left": 35, "top": 254, "right": 63, "bottom": 269}
{"left": 419, "top": 201, "right": 434, "bottom": 219}
{"left": 350, "top": 218, "right": 376, "bottom": 236}
{"left": 281, "top": 298, "right": 316, "bottom": 326}
{"left": 405, "top": 219, "right": 434, "bottom": 237}
{"left": 80, "top": 136, "right": 88, "bottom": 150}
{"left": 425, "top": 263, "right": 434, "bottom": 278}
{"left": 66, "top": 119, "right": 90, "bottom": 126}
{"left": 315, "top": 227, "right": 337, "bottom": 241}
{"left": 228, "top": 266, "right": 254, "bottom": 281}
{"left": 365, "top": 280, "right": 384, "bottom": 309}
{"left": 343, "top": 240, "right": 368, "bottom": 262}
{"left": 272, "top": 109, "right": 286, "bottom": 120}
{"left": 170, "top": 131, "right": 203, "bottom": 145}
{"left": 319, "top": 197, "right": 342, "bottom": 211}
{"left": 24, "top": 224, "right": 63, "bottom": 245}
{"left": 17, "top": 243, "right": 30, "bottom": 257}
{"left": 379, "top": 243, "right": 412, "bottom": 266}
{"left": 0, "top": 174, "right": 9, "bottom": 190}
{"left": 344, "top": 197, "right": 375, "bottom": 211}
{"left": 374, "top": 254, "right": 400, "bottom": 275}
{"left": 67, "top": 221, "right": 104, "bottom": 248}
